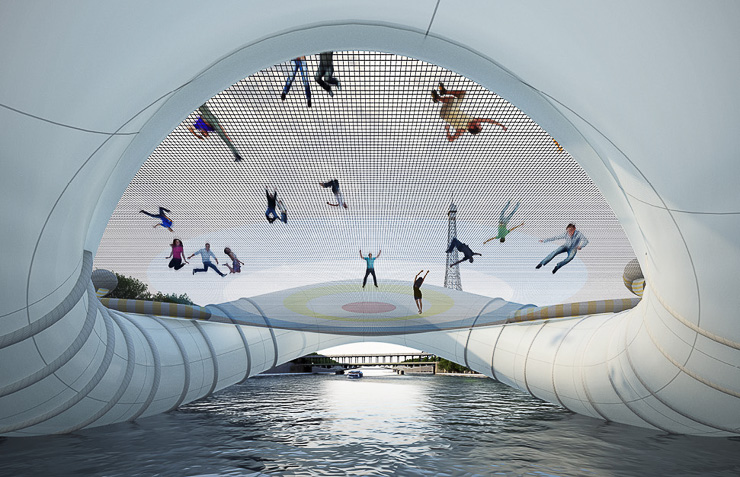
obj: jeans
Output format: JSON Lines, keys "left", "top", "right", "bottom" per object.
{"left": 168, "top": 258, "right": 184, "bottom": 270}
{"left": 283, "top": 59, "right": 311, "bottom": 101}
{"left": 499, "top": 200, "right": 520, "bottom": 224}
{"left": 539, "top": 245, "right": 578, "bottom": 270}
{"left": 363, "top": 268, "right": 378, "bottom": 287}
{"left": 194, "top": 261, "right": 225, "bottom": 276}
{"left": 140, "top": 207, "right": 170, "bottom": 220}
{"left": 266, "top": 207, "right": 278, "bottom": 223}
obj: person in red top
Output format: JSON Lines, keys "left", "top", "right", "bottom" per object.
{"left": 167, "top": 239, "right": 188, "bottom": 270}
{"left": 431, "top": 82, "right": 507, "bottom": 142}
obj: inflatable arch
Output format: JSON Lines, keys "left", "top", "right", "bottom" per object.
{"left": 1, "top": 2, "right": 739, "bottom": 436}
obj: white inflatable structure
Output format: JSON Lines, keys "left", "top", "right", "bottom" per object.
{"left": 1, "top": 2, "right": 739, "bottom": 436}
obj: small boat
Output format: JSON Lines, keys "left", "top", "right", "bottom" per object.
{"left": 347, "top": 370, "right": 363, "bottom": 379}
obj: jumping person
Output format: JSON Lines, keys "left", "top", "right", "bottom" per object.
{"left": 281, "top": 56, "right": 312, "bottom": 107}
{"left": 188, "top": 103, "right": 244, "bottom": 162}
{"left": 360, "top": 249, "right": 381, "bottom": 288}
{"left": 484, "top": 200, "right": 524, "bottom": 244}
{"left": 431, "top": 82, "right": 507, "bottom": 142}
{"left": 223, "top": 247, "right": 244, "bottom": 274}
{"left": 277, "top": 198, "right": 288, "bottom": 224}
{"left": 413, "top": 270, "right": 429, "bottom": 314}
{"left": 536, "top": 223, "right": 589, "bottom": 274}
{"left": 167, "top": 239, "right": 188, "bottom": 270}
{"left": 447, "top": 238, "right": 482, "bottom": 267}
{"left": 265, "top": 187, "right": 279, "bottom": 223}
{"left": 319, "top": 179, "right": 348, "bottom": 209}
{"left": 188, "top": 243, "right": 226, "bottom": 277}
{"left": 139, "top": 207, "right": 174, "bottom": 232}
{"left": 314, "top": 52, "right": 341, "bottom": 97}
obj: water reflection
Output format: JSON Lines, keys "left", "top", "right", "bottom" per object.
{"left": 0, "top": 373, "right": 739, "bottom": 476}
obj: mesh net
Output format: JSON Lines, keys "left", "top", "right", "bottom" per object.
{"left": 94, "top": 51, "right": 636, "bottom": 309}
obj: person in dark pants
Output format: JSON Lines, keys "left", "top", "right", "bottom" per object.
{"left": 447, "top": 238, "right": 482, "bottom": 267}
{"left": 265, "top": 187, "right": 280, "bottom": 223}
{"left": 167, "top": 239, "right": 188, "bottom": 270}
{"left": 360, "top": 249, "right": 381, "bottom": 288}
{"left": 281, "top": 56, "right": 312, "bottom": 107}
{"left": 413, "top": 270, "right": 429, "bottom": 314}
{"left": 314, "top": 52, "right": 341, "bottom": 97}
{"left": 140, "top": 207, "right": 174, "bottom": 232}
{"left": 188, "top": 243, "right": 226, "bottom": 277}
{"left": 320, "top": 179, "right": 348, "bottom": 208}
{"left": 536, "top": 223, "right": 589, "bottom": 274}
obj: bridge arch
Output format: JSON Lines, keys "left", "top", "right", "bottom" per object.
{"left": 1, "top": 3, "right": 739, "bottom": 436}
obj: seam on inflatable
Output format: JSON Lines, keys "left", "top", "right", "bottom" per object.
{"left": 1, "top": 252, "right": 92, "bottom": 350}
{"left": 550, "top": 316, "right": 588, "bottom": 413}
{"left": 523, "top": 321, "right": 548, "bottom": 398}
{"left": 0, "top": 102, "right": 139, "bottom": 136}
{"left": 209, "top": 304, "right": 251, "bottom": 383}
{"left": 114, "top": 312, "right": 161, "bottom": 422}
{"left": 60, "top": 306, "right": 136, "bottom": 433}
{"left": 643, "top": 268, "right": 740, "bottom": 350}
{"left": 0, "top": 290, "right": 116, "bottom": 435}
{"left": 193, "top": 321, "right": 219, "bottom": 398}
{"left": 606, "top": 311, "right": 668, "bottom": 432}
{"left": 242, "top": 298, "right": 278, "bottom": 369}
{"left": 578, "top": 314, "right": 619, "bottom": 422}
{"left": 0, "top": 281, "right": 98, "bottom": 398}
{"left": 464, "top": 298, "right": 499, "bottom": 369}
{"left": 644, "top": 316, "right": 740, "bottom": 399}
{"left": 151, "top": 317, "right": 191, "bottom": 411}
{"left": 0, "top": 255, "right": 82, "bottom": 319}
{"left": 623, "top": 313, "right": 736, "bottom": 434}
{"left": 489, "top": 325, "right": 506, "bottom": 382}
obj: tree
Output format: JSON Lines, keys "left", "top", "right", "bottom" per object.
{"left": 107, "top": 273, "right": 194, "bottom": 305}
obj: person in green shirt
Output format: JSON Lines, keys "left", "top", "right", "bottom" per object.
{"left": 484, "top": 200, "right": 523, "bottom": 244}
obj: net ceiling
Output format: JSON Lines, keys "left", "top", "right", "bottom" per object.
{"left": 94, "top": 51, "right": 636, "bottom": 308}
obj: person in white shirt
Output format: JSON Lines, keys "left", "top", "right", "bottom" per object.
{"left": 188, "top": 243, "right": 226, "bottom": 277}
{"left": 536, "top": 223, "right": 589, "bottom": 274}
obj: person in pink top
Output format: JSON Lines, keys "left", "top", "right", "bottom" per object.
{"left": 431, "top": 82, "right": 507, "bottom": 142}
{"left": 167, "top": 239, "right": 188, "bottom": 271}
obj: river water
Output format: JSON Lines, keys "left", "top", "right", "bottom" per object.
{"left": 1, "top": 370, "right": 739, "bottom": 476}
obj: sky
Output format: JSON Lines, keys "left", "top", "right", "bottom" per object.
{"left": 94, "top": 51, "right": 637, "bottom": 355}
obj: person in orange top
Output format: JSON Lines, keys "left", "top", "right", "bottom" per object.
{"left": 431, "top": 82, "right": 507, "bottom": 142}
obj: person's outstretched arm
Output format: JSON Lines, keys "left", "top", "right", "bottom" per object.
{"left": 359, "top": 250, "right": 363, "bottom": 259}
{"left": 423, "top": 271, "right": 429, "bottom": 279}
{"left": 509, "top": 222, "right": 525, "bottom": 232}
{"left": 415, "top": 271, "right": 421, "bottom": 280}
{"left": 167, "top": 249, "right": 173, "bottom": 259}
{"left": 183, "top": 249, "right": 189, "bottom": 263}
{"left": 577, "top": 233, "right": 589, "bottom": 250}
{"left": 376, "top": 250, "right": 381, "bottom": 258}
{"left": 188, "top": 126, "right": 206, "bottom": 140}
{"left": 483, "top": 235, "right": 499, "bottom": 244}
{"left": 445, "top": 124, "right": 464, "bottom": 142}
{"left": 479, "top": 118, "right": 507, "bottom": 131}
{"left": 541, "top": 232, "right": 567, "bottom": 243}
{"left": 450, "top": 258, "right": 465, "bottom": 267}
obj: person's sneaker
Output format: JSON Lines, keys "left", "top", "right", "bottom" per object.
{"left": 438, "top": 82, "right": 447, "bottom": 94}
{"left": 335, "top": 80, "right": 341, "bottom": 91}
{"left": 375, "top": 285, "right": 378, "bottom": 288}
{"left": 192, "top": 269, "right": 196, "bottom": 275}
{"left": 536, "top": 263, "right": 542, "bottom": 269}
{"left": 328, "top": 88, "right": 334, "bottom": 98}
{"left": 431, "top": 89, "right": 439, "bottom": 103}
{"left": 280, "top": 92, "right": 286, "bottom": 101}
{"left": 552, "top": 267, "right": 559, "bottom": 274}
{"left": 234, "top": 152, "right": 244, "bottom": 162}
{"left": 307, "top": 99, "right": 312, "bottom": 107}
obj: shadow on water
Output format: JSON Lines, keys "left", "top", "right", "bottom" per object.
{"left": 0, "top": 374, "right": 739, "bottom": 476}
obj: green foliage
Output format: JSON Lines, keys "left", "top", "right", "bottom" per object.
{"left": 108, "top": 273, "right": 194, "bottom": 305}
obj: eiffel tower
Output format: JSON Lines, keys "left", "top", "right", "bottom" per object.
{"left": 444, "top": 200, "right": 462, "bottom": 291}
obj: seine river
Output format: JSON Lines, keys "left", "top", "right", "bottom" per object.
{"left": 1, "top": 370, "right": 739, "bottom": 476}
